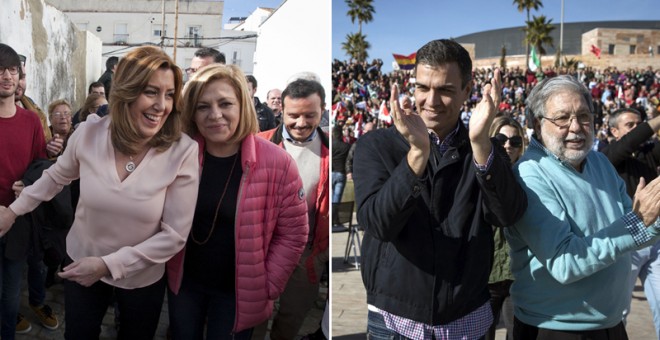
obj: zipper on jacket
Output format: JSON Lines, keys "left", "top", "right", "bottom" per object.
{"left": 233, "top": 162, "right": 249, "bottom": 333}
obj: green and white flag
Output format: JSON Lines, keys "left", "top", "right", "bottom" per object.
{"left": 529, "top": 46, "right": 540, "bottom": 72}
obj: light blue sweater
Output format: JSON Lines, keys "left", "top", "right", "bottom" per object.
{"left": 506, "top": 137, "right": 660, "bottom": 330}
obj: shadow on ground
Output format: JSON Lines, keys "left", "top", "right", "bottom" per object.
{"left": 332, "top": 256, "right": 361, "bottom": 274}
{"left": 333, "top": 333, "right": 366, "bottom": 339}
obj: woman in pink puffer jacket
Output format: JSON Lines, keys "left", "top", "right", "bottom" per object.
{"left": 166, "top": 64, "right": 309, "bottom": 339}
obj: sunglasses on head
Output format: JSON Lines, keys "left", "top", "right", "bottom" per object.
{"left": 494, "top": 133, "right": 523, "bottom": 148}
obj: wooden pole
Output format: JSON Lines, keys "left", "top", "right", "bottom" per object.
{"left": 160, "top": 0, "right": 166, "bottom": 48}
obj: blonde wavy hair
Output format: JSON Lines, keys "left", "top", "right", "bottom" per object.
{"left": 109, "top": 46, "right": 183, "bottom": 155}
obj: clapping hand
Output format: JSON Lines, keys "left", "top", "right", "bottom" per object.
{"left": 46, "top": 134, "right": 64, "bottom": 158}
{"left": 633, "top": 177, "right": 660, "bottom": 226}
{"left": 390, "top": 83, "right": 429, "bottom": 154}
{"left": 469, "top": 68, "right": 502, "bottom": 164}
{"left": 390, "top": 83, "right": 430, "bottom": 177}
{"left": 469, "top": 68, "right": 502, "bottom": 144}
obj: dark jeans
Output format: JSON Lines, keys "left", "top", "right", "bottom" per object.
{"left": 63, "top": 275, "right": 165, "bottom": 340}
{"left": 367, "top": 310, "right": 413, "bottom": 340}
{"left": 168, "top": 278, "right": 253, "bottom": 340}
{"left": 513, "top": 317, "right": 628, "bottom": 340}
{"left": 332, "top": 172, "right": 346, "bottom": 204}
{"left": 27, "top": 249, "right": 47, "bottom": 306}
{"left": 0, "top": 239, "right": 26, "bottom": 340}
{"left": 486, "top": 280, "right": 514, "bottom": 340}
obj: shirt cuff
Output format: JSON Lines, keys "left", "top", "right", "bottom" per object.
{"left": 473, "top": 148, "right": 494, "bottom": 173}
{"left": 623, "top": 211, "right": 653, "bottom": 247}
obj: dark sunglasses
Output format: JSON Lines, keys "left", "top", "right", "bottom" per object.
{"left": 494, "top": 133, "right": 523, "bottom": 148}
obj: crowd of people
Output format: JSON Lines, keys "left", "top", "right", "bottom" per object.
{"left": 332, "top": 58, "right": 660, "bottom": 148}
{"left": 334, "top": 38, "right": 660, "bottom": 340}
{"left": 0, "top": 43, "right": 329, "bottom": 340}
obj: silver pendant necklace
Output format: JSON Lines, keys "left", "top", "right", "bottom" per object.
{"left": 125, "top": 156, "right": 136, "bottom": 173}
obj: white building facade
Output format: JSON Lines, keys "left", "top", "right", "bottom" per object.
{"left": 47, "top": 0, "right": 256, "bottom": 74}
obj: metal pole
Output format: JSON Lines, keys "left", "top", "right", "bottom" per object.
{"left": 160, "top": 0, "right": 166, "bottom": 48}
{"left": 173, "top": 0, "right": 179, "bottom": 61}
{"left": 559, "top": 0, "right": 564, "bottom": 67}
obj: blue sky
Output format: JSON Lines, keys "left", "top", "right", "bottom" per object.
{"left": 333, "top": 0, "right": 659, "bottom": 72}
{"left": 223, "top": 0, "right": 284, "bottom": 23}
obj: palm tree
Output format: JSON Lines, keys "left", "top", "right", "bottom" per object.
{"left": 500, "top": 45, "right": 507, "bottom": 69}
{"left": 524, "top": 15, "right": 555, "bottom": 68}
{"left": 345, "top": 0, "right": 375, "bottom": 34}
{"left": 342, "top": 32, "right": 371, "bottom": 62}
{"left": 513, "top": 0, "right": 543, "bottom": 67}
{"left": 562, "top": 57, "right": 580, "bottom": 71}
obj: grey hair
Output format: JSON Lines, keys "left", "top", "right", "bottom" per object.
{"left": 287, "top": 71, "right": 321, "bottom": 85}
{"left": 526, "top": 75, "right": 594, "bottom": 125}
{"left": 608, "top": 107, "right": 641, "bottom": 129}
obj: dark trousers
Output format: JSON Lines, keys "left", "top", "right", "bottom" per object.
{"left": 513, "top": 317, "right": 628, "bottom": 340}
{"left": 168, "top": 277, "right": 253, "bottom": 340}
{"left": 486, "top": 280, "right": 514, "bottom": 340}
{"left": 63, "top": 275, "right": 165, "bottom": 340}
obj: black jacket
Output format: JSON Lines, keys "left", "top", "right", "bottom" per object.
{"left": 254, "top": 97, "right": 276, "bottom": 132}
{"left": 21, "top": 159, "right": 74, "bottom": 266}
{"left": 353, "top": 124, "right": 527, "bottom": 325}
{"left": 332, "top": 138, "right": 351, "bottom": 174}
{"left": 98, "top": 70, "right": 113, "bottom": 98}
{"left": 601, "top": 122, "right": 660, "bottom": 197}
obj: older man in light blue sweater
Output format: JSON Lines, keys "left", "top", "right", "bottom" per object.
{"left": 506, "top": 75, "right": 660, "bottom": 339}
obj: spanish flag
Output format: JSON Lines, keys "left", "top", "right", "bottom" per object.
{"left": 393, "top": 52, "right": 416, "bottom": 70}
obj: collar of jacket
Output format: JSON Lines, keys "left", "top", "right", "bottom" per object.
{"left": 269, "top": 124, "right": 329, "bottom": 149}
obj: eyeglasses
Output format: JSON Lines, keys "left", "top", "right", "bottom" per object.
{"left": 0, "top": 66, "right": 19, "bottom": 75}
{"left": 52, "top": 111, "right": 72, "bottom": 119}
{"left": 494, "top": 133, "right": 523, "bottom": 148}
{"left": 541, "top": 113, "right": 593, "bottom": 128}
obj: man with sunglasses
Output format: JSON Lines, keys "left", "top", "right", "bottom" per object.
{"left": 602, "top": 108, "right": 660, "bottom": 338}
{"left": 0, "top": 43, "right": 47, "bottom": 340}
{"left": 506, "top": 75, "right": 660, "bottom": 339}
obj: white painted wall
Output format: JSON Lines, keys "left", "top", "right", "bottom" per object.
{"left": 48, "top": 0, "right": 256, "bottom": 75}
{"left": 0, "top": 0, "right": 102, "bottom": 111}
{"left": 252, "top": 0, "right": 331, "bottom": 108}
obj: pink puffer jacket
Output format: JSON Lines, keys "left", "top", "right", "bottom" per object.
{"left": 166, "top": 133, "right": 309, "bottom": 332}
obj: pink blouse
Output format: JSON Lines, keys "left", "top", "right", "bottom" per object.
{"left": 11, "top": 115, "right": 199, "bottom": 289}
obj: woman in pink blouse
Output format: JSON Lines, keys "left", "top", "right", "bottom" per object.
{"left": 0, "top": 46, "right": 199, "bottom": 339}
{"left": 166, "top": 64, "right": 308, "bottom": 339}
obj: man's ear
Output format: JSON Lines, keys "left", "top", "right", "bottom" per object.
{"left": 461, "top": 81, "right": 472, "bottom": 101}
{"left": 610, "top": 127, "right": 619, "bottom": 140}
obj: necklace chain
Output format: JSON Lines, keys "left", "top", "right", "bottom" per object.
{"left": 125, "top": 155, "right": 136, "bottom": 173}
{"left": 125, "top": 148, "right": 148, "bottom": 173}
{"left": 191, "top": 152, "right": 240, "bottom": 245}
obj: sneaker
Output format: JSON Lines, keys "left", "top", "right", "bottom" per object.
{"left": 16, "top": 313, "right": 32, "bottom": 334}
{"left": 30, "top": 304, "right": 59, "bottom": 330}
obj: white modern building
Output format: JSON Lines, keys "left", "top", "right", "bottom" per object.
{"left": 252, "top": 0, "right": 331, "bottom": 106}
{"left": 46, "top": 0, "right": 257, "bottom": 74}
